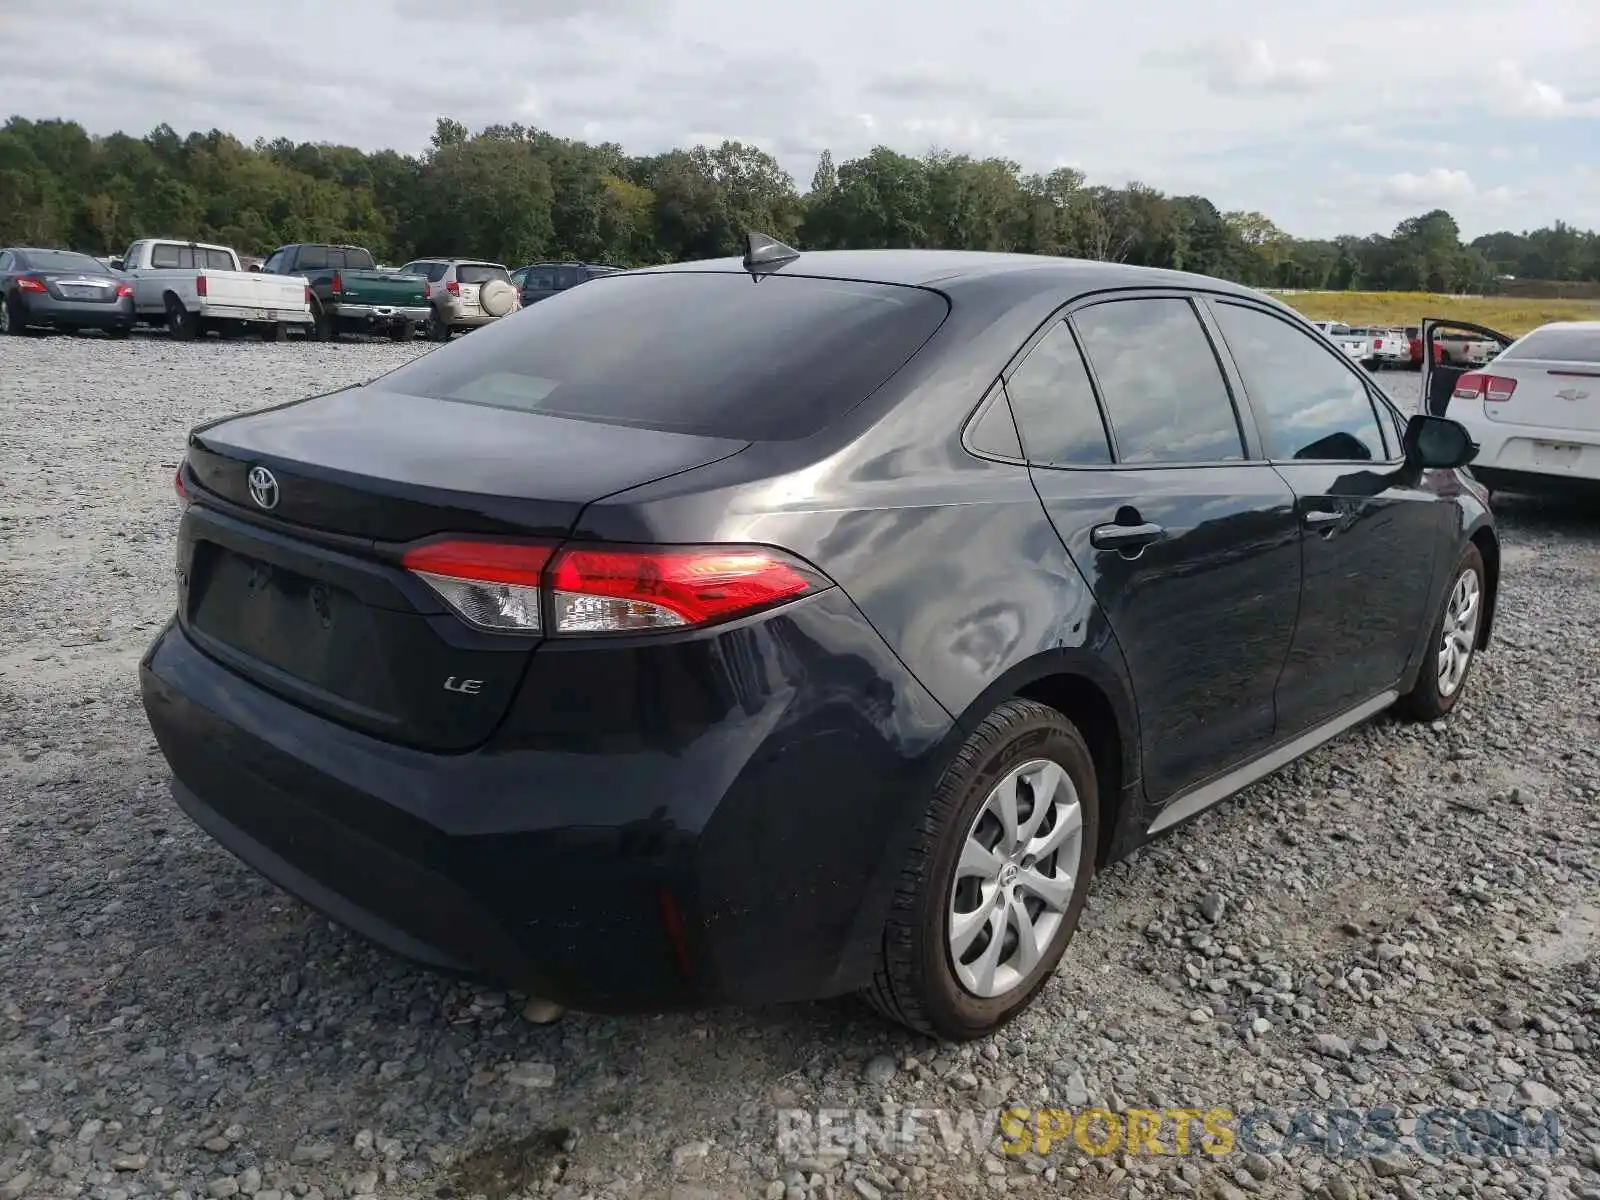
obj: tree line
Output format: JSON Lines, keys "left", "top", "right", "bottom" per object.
{"left": 3, "top": 114, "right": 1598, "bottom": 292}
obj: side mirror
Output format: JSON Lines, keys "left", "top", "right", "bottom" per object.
{"left": 109, "top": 259, "right": 124, "bottom": 271}
{"left": 1404, "top": 414, "right": 1478, "bottom": 469}
{"left": 248, "top": 264, "right": 261, "bottom": 272}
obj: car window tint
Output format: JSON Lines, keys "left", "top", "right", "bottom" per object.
{"left": 406, "top": 261, "right": 447, "bottom": 281}
{"left": 379, "top": 271, "right": 949, "bottom": 441}
{"left": 1502, "top": 328, "right": 1600, "bottom": 363}
{"left": 150, "top": 244, "right": 182, "bottom": 269}
{"left": 529, "top": 268, "right": 557, "bottom": 289}
{"left": 203, "top": 248, "right": 235, "bottom": 270}
{"left": 296, "top": 246, "right": 329, "bottom": 270}
{"left": 262, "top": 252, "right": 284, "bottom": 274}
{"left": 1212, "top": 302, "right": 1386, "bottom": 462}
{"left": 456, "top": 264, "right": 509, "bottom": 285}
{"left": 1004, "top": 320, "right": 1111, "bottom": 465}
{"left": 1071, "top": 299, "right": 1243, "bottom": 464}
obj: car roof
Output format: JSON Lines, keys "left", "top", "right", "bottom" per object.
{"left": 640, "top": 249, "right": 1280, "bottom": 307}
{"left": 1529, "top": 320, "right": 1600, "bottom": 331}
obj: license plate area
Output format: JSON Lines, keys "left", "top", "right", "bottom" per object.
{"left": 59, "top": 284, "right": 111, "bottom": 300}
{"left": 1531, "top": 441, "right": 1582, "bottom": 469}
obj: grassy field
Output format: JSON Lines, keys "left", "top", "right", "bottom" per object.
{"left": 1275, "top": 291, "right": 1600, "bottom": 337}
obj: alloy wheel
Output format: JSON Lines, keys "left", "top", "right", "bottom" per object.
{"left": 947, "top": 758, "right": 1083, "bottom": 998}
{"left": 1437, "top": 568, "right": 1481, "bottom": 698}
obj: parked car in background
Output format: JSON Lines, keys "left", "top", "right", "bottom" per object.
{"left": 1331, "top": 325, "right": 1373, "bottom": 366}
{"left": 114, "top": 239, "right": 313, "bottom": 342}
{"left": 144, "top": 241, "right": 1497, "bottom": 1041}
{"left": 515, "top": 261, "right": 621, "bottom": 307}
{"left": 262, "top": 244, "right": 429, "bottom": 341}
{"left": 0, "top": 247, "right": 135, "bottom": 337}
{"left": 1372, "top": 327, "right": 1411, "bottom": 369}
{"left": 1436, "top": 329, "right": 1501, "bottom": 367}
{"left": 1429, "top": 318, "right": 1600, "bottom": 491}
{"left": 396, "top": 258, "right": 521, "bottom": 341}
{"left": 1309, "top": 320, "right": 1348, "bottom": 336}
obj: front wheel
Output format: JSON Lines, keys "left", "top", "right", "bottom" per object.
{"left": 1395, "top": 544, "right": 1485, "bottom": 722}
{"left": 864, "top": 698, "right": 1098, "bottom": 1040}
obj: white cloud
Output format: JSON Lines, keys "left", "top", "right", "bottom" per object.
{"left": 1380, "top": 169, "right": 1478, "bottom": 205}
{"left": 1163, "top": 38, "right": 1331, "bottom": 94}
{"left": 1488, "top": 61, "right": 1600, "bottom": 118}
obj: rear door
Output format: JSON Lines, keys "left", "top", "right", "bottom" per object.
{"left": 1207, "top": 299, "right": 1443, "bottom": 736}
{"left": 1015, "top": 294, "right": 1302, "bottom": 803}
{"left": 1421, "top": 318, "right": 1514, "bottom": 415}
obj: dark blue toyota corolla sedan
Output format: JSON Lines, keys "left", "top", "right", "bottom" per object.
{"left": 141, "top": 239, "right": 1497, "bottom": 1039}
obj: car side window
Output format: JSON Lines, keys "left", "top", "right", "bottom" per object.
{"left": 262, "top": 251, "right": 285, "bottom": 274}
{"left": 966, "top": 384, "right": 1024, "bottom": 460}
{"left": 297, "top": 246, "right": 329, "bottom": 270}
{"left": 150, "top": 243, "right": 182, "bottom": 269}
{"left": 1071, "top": 298, "right": 1244, "bottom": 464}
{"left": 1004, "top": 319, "right": 1112, "bottom": 466}
{"left": 0, "top": 252, "right": 11, "bottom": 271}
{"left": 1211, "top": 302, "right": 1388, "bottom": 462}
{"left": 529, "top": 267, "right": 557, "bottom": 290}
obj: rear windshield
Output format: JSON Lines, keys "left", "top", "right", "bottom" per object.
{"left": 149, "top": 244, "right": 236, "bottom": 270}
{"left": 376, "top": 271, "right": 950, "bottom": 441}
{"left": 18, "top": 250, "right": 108, "bottom": 274}
{"left": 1502, "top": 328, "right": 1600, "bottom": 363}
{"left": 457, "top": 263, "right": 510, "bottom": 285}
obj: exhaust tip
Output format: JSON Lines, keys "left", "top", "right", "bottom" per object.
{"left": 520, "top": 996, "right": 566, "bottom": 1025}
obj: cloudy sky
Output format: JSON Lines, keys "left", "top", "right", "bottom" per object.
{"left": 5, "top": 0, "right": 1599, "bottom": 239}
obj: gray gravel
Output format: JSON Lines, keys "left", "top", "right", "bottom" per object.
{"left": 2, "top": 338, "right": 1599, "bottom": 1200}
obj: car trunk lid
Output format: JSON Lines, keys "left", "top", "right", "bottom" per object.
{"left": 178, "top": 383, "right": 749, "bottom": 750}
{"left": 1479, "top": 361, "right": 1600, "bottom": 433}
{"left": 337, "top": 270, "right": 427, "bottom": 307}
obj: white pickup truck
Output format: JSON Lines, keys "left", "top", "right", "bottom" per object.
{"left": 112, "top": 239, "right": 314, "bottom": 341}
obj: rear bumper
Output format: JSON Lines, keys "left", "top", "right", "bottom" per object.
{"left": 16, "top": 295, "right": 135, "bottom": 329}
{"left": 331, "top": 303, "right": 430, "bottom": 326}
{"left": 139, "top": 592, "right": 952, "bottom": 1011}
{"left": 1457, "top": 408, "right": 1600, "bottom": 484}
{"left": 200, "top": 303, "right": 314, "bottom": 326}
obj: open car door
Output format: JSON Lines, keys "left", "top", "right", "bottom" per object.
{"left": 1420, "top": 318, "right": 1515, "bottom": 416}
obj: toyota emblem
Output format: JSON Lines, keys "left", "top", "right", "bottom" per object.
{"left": 247, "top": 466, "right": 280, "bottom": 510}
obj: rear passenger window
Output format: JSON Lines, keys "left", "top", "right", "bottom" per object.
{"left": 1005, "top": 320, "right": 1111, "bottom": 465}
{"left": 150, "top": 244, "right": 182, "bottom": 269}
{"left": 296, "top": 246, "right": 329, "bottom": 270}
{"left": 1072, "top": 299, "right": 1244, "bottom": 464}
{"left": 967, "top": 385, "right": 1023, "bottom": 459}
{"left": 1211, "top": 302, "right": 1387, "bottom": 462}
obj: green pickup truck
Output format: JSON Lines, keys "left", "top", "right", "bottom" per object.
{"left": 260, "top": 244, "right": 430, "bottom": 341}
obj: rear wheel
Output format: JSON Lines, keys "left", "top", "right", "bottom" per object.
{"left": 387, "top": 321, "right": 415, "bottom": 342}
{"left": 426, "top": 313, "right": 452, "bottom": 342}
{"left": 864, "top": 698, "right": 1098, "bottom": 1040}
{"left": 1, "top": 293, "right": 27, "bottom": 335}
{"left": 166, "top": 296, "right": 198, "bottom": 342}
{"left": 309, "top": 302, "right": 336, "bottom": 342}
{"left": 260, "top": 322, "right": 285, "bottom": 343}
{"left": 1396, "top": 544, "right": 1485, "bottom": 722}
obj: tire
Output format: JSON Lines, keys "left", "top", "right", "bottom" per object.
{"left": 1, "top": 292, "right": 27, "bottom": 336}
{"left": 218, "top": 321, "right": 246, "bottom": 340}
{"left": 260, "top": 322, "right": 284, "bottom": 343}
{"left": 309, "top": 303, "right": 336, "bottom": 342}
{"left": 864, "top": 698, "right": 1099, "bottom": 1040}
{"left": 1395, "top": 544, "right": 1486, "bottom": 722}
{"left": 426, "top": 313, "right": 452, "bottom": 342}
{"left": 387, "top": 321, "right": 414, "bottom": 342}
{"left": 166, "top": 296, "right": 198, "bottom": 342}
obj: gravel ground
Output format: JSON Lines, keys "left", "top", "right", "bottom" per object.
{"left": 1, "top": 335, "right": 1598, "bottom": 1200}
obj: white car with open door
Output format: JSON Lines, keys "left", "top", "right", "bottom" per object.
{"left": 1422, "top": 318, "right": 1600, "bottom": 491}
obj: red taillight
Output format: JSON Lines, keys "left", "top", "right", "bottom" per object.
{"left": 16, "top": 276, "right": 46, "bottom": 293}
{"left": 446, "top": 280, "right": 460, "bottom": 296}
{"left": 423, "top": 282, "right": 431, "bottom": 299}
{"left": 401, "top": 539, "right": 830, "bottom": 635}
{"left": 330, "top": 272, "right": 343, "bottom": 296}
{"left": 1453, "top": 372, "right": 1518, "bottom": 402}
{"left": 1374, "top": 338, "right": 1384, "bottom": 349}
{"left": 548, "top": 545, "right": 828, "bottom": 633}
{"left": 116, "top": 283, "right": 133, "bottom": 298}
{"left": 196, "top": 274, "right": 207, "bottom": 298}
{"left": 304, "top": 285, "right": 312, "bottom": 304}
{"left": 402, "top": 540, "right": 554, "bottom": 633}
{"left": 174, "top": 464, "right": 190, "bottom": 508}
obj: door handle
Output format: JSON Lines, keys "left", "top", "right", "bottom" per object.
{"left": 1302, "top": 509, "right": 1342, "bottom": 528}
{"left": 1090, "top": 521, "right": 1166, "bottom": 551}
